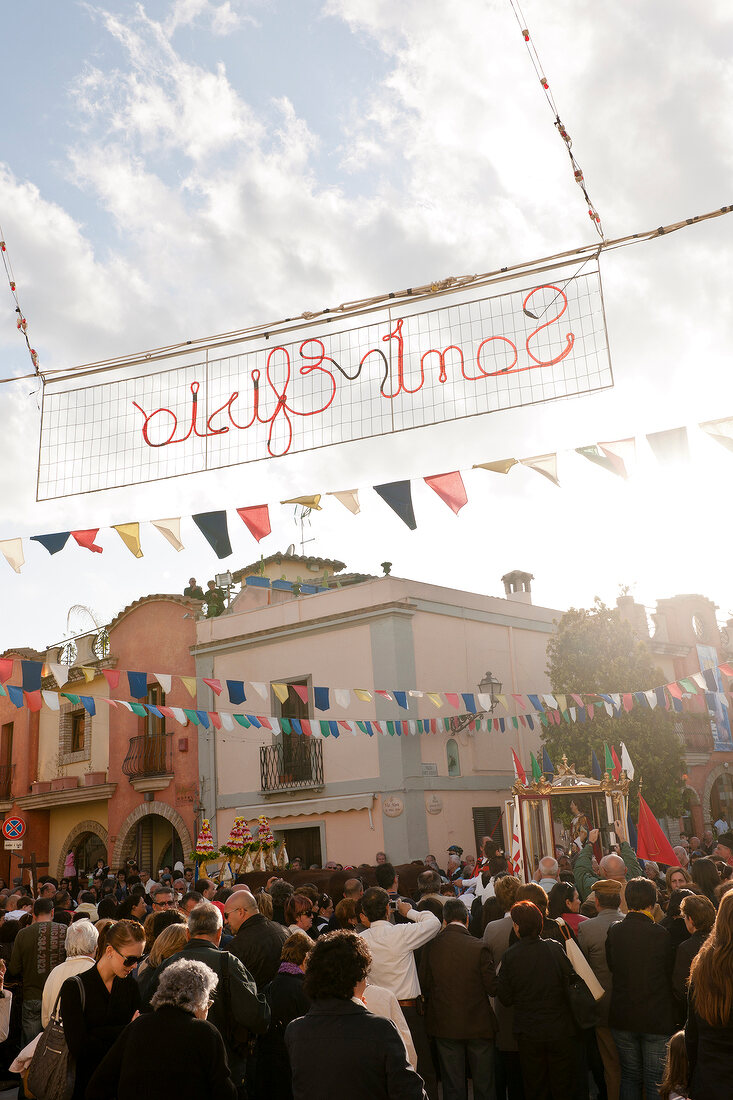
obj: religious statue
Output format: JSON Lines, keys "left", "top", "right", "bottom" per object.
{"left": 569, "top": 798, "right": 590, "bottom": 849}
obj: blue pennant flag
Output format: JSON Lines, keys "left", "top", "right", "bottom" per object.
{"left": 226, "top": 680, "right": 246, "bottom": 705}
{"left": 373, "top": 481, "right": 417, "bottom": 530}
{"left": 394, "top": 691, "right": 408, "bottom": 710}
{"left": 314, "top": 687, "right": 330, "bottom": 712}
{"left": 328, "top": 721, "right": 339, "bottom": 739}
{"left": 195, "top": 710, "right": 210, "bottom": 729}
{"left": 30, "top": 532, "right": 71, "bottom": 555}
{"left": 591, "top": 749, "right": 602, "bottom": 780}
{"left": 127, "top": 672, "right": 148, "bottom": 699}
{"left": 192, "top": 510, "right": 232, "bottom": 559}
{"left": 79, "top": 696, "right": 96, "bottom": 717}
{"left": 542, "top": 747, "right": 554, "bottom": 774}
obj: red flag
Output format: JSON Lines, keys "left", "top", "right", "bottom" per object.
{"left": 511, "top": 749, "right": 527, "bottom": 786}
{"left": 424, "top": 471, "right": 468, "bottom": 515}
{"left": 0, "top": 659, "right": 13, "bottom": 684}
{"left": 24, "top": 690, "right": 42, "bottom": 712}
{"left": 637, "top": 793, "right": 678, "bottom": 866}
{"left": 202, "top": 678, "right": 222, "bottom": 696}
{"left": 209, "top": 712, "right": 222, "bottom": 730}
{"left": 236, "top": 504, "right": 271, "bottom": 543}
{"left": 102, "top": 669, "right": 121, "bottom": 691}
{"left": 444, "top": 693, "right": 460, "bottom": 709}
{"left": 611, "top": 745, "right": 622, "bottom": 781}
{"left": 292, "top": 684, "right": 308, "bottom": 705}
{"left": 72, "top": 529, "right": 103, "bottom": 553}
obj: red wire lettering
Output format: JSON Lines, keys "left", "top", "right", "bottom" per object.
{"left": 523, "top": 285, "right": 575, "bottom": 366}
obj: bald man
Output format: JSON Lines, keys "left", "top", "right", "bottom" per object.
{"left": 574, "top": 823, "right": 643, "bottom": 912}
{"left": 224, "top": 888, "right": 287, "bottom": 991}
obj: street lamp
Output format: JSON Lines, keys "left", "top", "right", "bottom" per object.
{"left": 450, "top": 671, "right": 503, "bottom": 733}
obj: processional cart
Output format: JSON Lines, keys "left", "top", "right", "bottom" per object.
{"left": 191, "top": 819, "right": 219, "bottom": 881}
{"left": 510, "top": 754, "right": 631, "bottom": 884}
{"left": 209, "top": 815, "right": 291, "bottom": 880}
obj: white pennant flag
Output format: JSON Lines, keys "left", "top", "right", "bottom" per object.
{"left": 570, "top": 708, "right": 577, "bottom": 722}
{"left": 327, "top": 489, "right": 360, "bottom": 514}
{"left": 510, "top": 808, "right": 524, "bottom": 877}
{"left": 604, "top": 702, "right": 614, "bottom": 716}
{"left": 520, "top": 453, "right": 560, "bottom": 486}
{"left": 408, "top": 721, "right": 416, "bottom": 735}
{"left": 333, "top": 689, "right": 351, "bottom": 709}
{"left": 543, "top": 694, "right": 558, "bottom": 710}
{"left": 117, "top": 701, "right": 133, "bottom": 712}
{"left": 620, "top": 741, "right": 635, "bottom": 780}
{"left": 42, "top": 690, "right": 60, "bottom": 711}
{"left": 477, "top": 694, "right": 493, "bottom": 711}
{"left": 249, "top": 682, "right": 268, "bottom": 701}
{"left": 719, "top": 692, "right": 729, "bottom": 709}
{"left": 154, "top": 673, "right": 172, "bottom": 694}
{"left": 151, "top": 518, "right": 184, "bottom": 552}
{"left": 645, "top": 690, "right": 658, "bottom": 709}
{"left": 0, "top": 539, "right": 24, "bottom": 573}
{"left": 220, "top": 712, "right": 234, "bottom": 731}
{"left": 169, "top": 707, "right": 188, "bottom": 725}
{"left": 49, "top": 662, "right": 70, "bottom": 687}
{"left": 610, "top": 693, "right": 621, "bottom": 709}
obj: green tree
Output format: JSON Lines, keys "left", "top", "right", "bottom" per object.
{"left": 544, "top": 599, "right": 684, "bottom": 817}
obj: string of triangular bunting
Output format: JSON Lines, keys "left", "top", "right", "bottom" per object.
{"left": 3, "top": 417, "right": 733, "bottom": 573}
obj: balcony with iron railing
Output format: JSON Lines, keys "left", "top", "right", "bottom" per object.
{"left": 122, "top": 733, "right": 173, "bottom": 785}
{"left": 260, "top": 740, "right": 324, "bottom": 793}
{"left": 0, "top": 765, "right": 13, "bottom": 802}
{"left": 677, "top": 717, "right": 715, "bottom": 756}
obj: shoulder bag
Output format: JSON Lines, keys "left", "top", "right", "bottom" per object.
{"left": 27, "top": 974, "right": 85, "bottom": 1100}
{"left": 554, "top": 920, "right": 603, "bottom": 1030}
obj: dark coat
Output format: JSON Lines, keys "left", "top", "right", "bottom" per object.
{"left": 606, "top": 911, "right": 678, "bottom": 1034}
{"left": 145, "top": 937, "right": 269, "bottom": 1086}
{"left": 285, "top": 998, "right": 428, "bottom": 1100}
{"left": 60, "top": 964, "right": 141, "bottom": 1100}
{"left": 256, "top": 968, "right": 310, "bottom": 1100}
{"left": 496, "top": 936, "right": 575, "bottom": 1042}
{"left": 419, "top": 923, "right": 496, "bottom": 1040}
{"left": 228, "top": 913, "right": 288, "bottom": 991}
{"left": 686, "top": 986, "right": 733, "bottom": 1100}
{"left": 85, "top": 1005, "right": 237, "bottom": 1100}
{"left": 673, "top": 929, "right": 707, "bottom": 1005}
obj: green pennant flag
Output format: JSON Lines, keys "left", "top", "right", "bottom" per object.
{"left": 512, "top": 716, "right": 518, "bottom": 729}
{"left": 387, "top": 721, "right": 395, "bottom": 736}
{"left": 540, "top": 713, "right": 549, "bottom": 727}
{"left": 184, "top": 709, "right": 201, "bottom": 726}
{"left": 130, "top": 703, "right": 147, "bottom": 717}
{"left": 280, "top": 717, "right": 292, "bottom": 734}
{"left": 320, "top": 721, "right": 330, "bottom": 738}
{"left": 604, "top": 743, "right": 614, "bottom": 773}
{"left": 62, "top": 693, "right": 80, "bottom": 706}
{"left": 234, "top": 714, "right": 251, "bottom": 728}
{"left": 678, "top": 678, "right": 698, "bottom": 694}
{"left": 443, "top": 717, "right": 451, "bottom": 731}
{"left": 357, "top": 722, "right": 367, "bottom": 734}
{"left": 562, "top": 709, "right": 570, "bottom": 724}
{"left": 530, "top": 752, "right": 542, "bottom": 781}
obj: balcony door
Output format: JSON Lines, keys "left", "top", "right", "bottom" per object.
{"left": 0, "top": 724, "right": 12, "bottom": 800}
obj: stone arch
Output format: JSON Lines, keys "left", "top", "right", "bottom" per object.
{"left": 702, "top": 764, "right": 732, "bottom": 827}
{"left": 110, "top": 801, "right": 193, "bottom": 871}
{"left": 56, "top": 819, "right": 109, "bottom": 879}
{"left": 683, "top": 784, "right": 700, "bottom": 806}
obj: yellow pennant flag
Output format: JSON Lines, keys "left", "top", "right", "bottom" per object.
{"left": 473, "top": 458, "right": 518, "bottom": 475}
{"left": 81, "top": 667, "right": 96, "bottom": 683}
{"left": 353, "top": 688, "right": 372, "bottom": 703}
{"left": 281, "top": 495, "right": 322, "bottom": 511}
{"left": 180, "top": 676, "right": 198, "bottom": 698}
{"left": 113, "top": 523, "right": 143, "bottom": 558}
{"left": 495, "top": 695, "right": 509, "bottom": 711}
{"left": 272, "top": 683, "right": 290, "bottom": 704}
{"left": 426, "top": 693, "right": 443, "bottom": 708}
{"left": 555, "top": 694, "right": 567, "bottom": 713}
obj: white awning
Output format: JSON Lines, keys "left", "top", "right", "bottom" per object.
{"left": 234, "top": 792, "right": 375, "bottom": 818}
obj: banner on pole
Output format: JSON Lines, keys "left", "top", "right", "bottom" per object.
{"left": 37, "top": 264, "right": 612, "bottom": 499}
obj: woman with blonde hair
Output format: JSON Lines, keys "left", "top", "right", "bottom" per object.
{"left": 686, "top": 890, "right": 733, "bottom": 1097}
{"left": 136, "top": 922, "right": 189, "bottom": 1001}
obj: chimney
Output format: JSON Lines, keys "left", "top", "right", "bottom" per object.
{"left": 501, "top": 570, "right": 534, "bottom": 605}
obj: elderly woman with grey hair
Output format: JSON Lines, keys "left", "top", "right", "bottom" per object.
{"left": 41, "top": 918, "right": 99, "bottom": 1028}
{"left": 86, "top": 958, "right": 237, "bottom": 1100}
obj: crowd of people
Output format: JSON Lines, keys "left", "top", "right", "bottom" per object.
{"left": 0, "top": 826, "right": 729, "bottom": 1098}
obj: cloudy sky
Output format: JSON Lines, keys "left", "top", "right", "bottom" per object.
{"left": 1, "top": 0, "right": 733, "bottom": 656}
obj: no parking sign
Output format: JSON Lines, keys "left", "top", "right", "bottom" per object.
{"left": 2, "top": 817, "right": 26, "bottom": 841}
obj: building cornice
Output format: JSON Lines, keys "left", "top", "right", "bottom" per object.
{"left": 16, "top": 782, "right": 117, "bottom": 811}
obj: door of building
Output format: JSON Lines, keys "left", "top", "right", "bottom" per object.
{"left": 279, "top": 827, "right": 322, "bottom": 868}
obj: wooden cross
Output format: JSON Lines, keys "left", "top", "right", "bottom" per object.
{"left": 18, "top": 852, "right": 49, "bottom": 896}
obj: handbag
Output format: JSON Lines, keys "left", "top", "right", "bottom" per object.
{"left": 555, "top": 919, "right": 603, "bottom": 1030}
{"left": 27, "top": 975, "right": 85, "bottom": 1100}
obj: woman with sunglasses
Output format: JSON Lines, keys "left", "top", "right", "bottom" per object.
{"left": 60, "top": 918, "right": 145, "bottom": 1099}
{"left": 285, "top": 894, "right": 315, "bottom": 940}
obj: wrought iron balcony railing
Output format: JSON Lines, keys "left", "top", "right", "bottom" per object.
{"left": 0, "top": 764, "right": 14, "bottom": 800}
{"left": 122, "top": 733, "right": 172, "bottom": 780}
{"left": 260, "top": 740, "right": 324, "bottom": 792}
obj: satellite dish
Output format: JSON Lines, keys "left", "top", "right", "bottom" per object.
{"left": 286, "top": 543, "right": 296, "bottom": 556}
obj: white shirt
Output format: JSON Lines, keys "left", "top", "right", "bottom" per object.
{"left": 360, "top": 910, "right": 440, "bottom": 1000}
{"left": 715, "top": 819, "right": 728, "bottom": 835}
{"left": 41, "top": 956, "right": 96, "bottom": 1028}
{"left": 355, "top": 986, "right": 418, "bottom": 1068}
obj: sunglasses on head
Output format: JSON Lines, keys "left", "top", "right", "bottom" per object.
{"left": 112, "top": 946, "right": 141, "bottom": 968}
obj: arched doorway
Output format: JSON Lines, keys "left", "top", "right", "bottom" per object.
{"left": 711, "top": 773, "right": 733, "bottom": 828}
{"left": 111, "top": 802, "right": 193, "bottom": 874}
{"left": 56, "top": 819, "right": 109, "bottom": 880}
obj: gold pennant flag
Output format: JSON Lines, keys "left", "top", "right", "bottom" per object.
{"left": 496, "top": 694, "right": 509, "bottom": 711}
{"left": 180, "top": 676, "right": 197, "bottom": 698}
{"left": 473, "top": 458, "right": 518, "bottom": 475}
{"left": 426, "top": 692, "right": 443, "bottom": 708}
{"left": 272, "top": 683, "right": 290, "bottom": 704}
{"left": 81, "top": 667, "right": 96, "bottom": 683}
{"left": 281, "top": 495, "right": 322, "bottom": 511}
{"left": 353, "top": 688, "right": 372, "bottom": 703}
{"left": 113, "top": 523, "right": 143, "bottom": 558}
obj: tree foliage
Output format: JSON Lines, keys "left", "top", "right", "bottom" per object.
{"left": 544, "top": 599, "right": 684, "bottom": 818}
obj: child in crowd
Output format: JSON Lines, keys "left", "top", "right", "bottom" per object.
{"left": 659, "top": 1031, "right": 689, "bottom": 1100}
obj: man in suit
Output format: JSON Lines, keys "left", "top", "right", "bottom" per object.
{"left": 577, "top": 878, "right": 624, "bottom": 1100}
{"left": 419, "top": 898, "right": 497, "bottom": 1100}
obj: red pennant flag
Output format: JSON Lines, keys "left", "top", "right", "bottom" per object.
{"left": 444, "top": 693, "right": 460, "bottom": 709}
{"left": 622, "top": 694, "right": 633, "bottom": 713}
{"left": 611, "top": 745, "right": 622, "bottom": 781}
{"left": 202, "top": 678, "right": 222, "bottom": 696}
{"left": 424, "top": 471, "right": 468, "bottom": 515}
{"left": 258, "top": 716, "right": 272, "bottom": 730}
{"left": 719, "top": 663, "right": 733, "bottom": 678}
{"left": 292, "top": 684, "right": 308, "bottom": 705}
{"left": 587, "top": 704, "right": 594, "bottom": 720}
{"left": 159, "top": 707, "right": 175, "bottom": 720}
{"left": 372, "top": 721, "right": 383, "bottom": 734}
{"left": 236, "top": 504, "right": 271, "bottom": 543}
{"left": 102, "top": 670, "right": 121, "bottom": 691}
{"left": 511, "top": 694, "right": 527, "bottom": 709}
{"left": 511, "top": 749, "right": 527, "bottom": 785}
{"left": 338, "top": 721, "right": 353, "bottom": 733}
{"left": 209, "top": 712, "right": 222, "bottom": 730}
{"left": 25, "top": 690, "right": 42, "bottom": 712}
{"left": 667, "top": 682, "right": 683, "bottom": 699}
{"left": 519, "top": 715, "right": 527, "bottom": 727}
{"left": 637, "top": 793, "right": 678, "bottom": 865}
{"left": 571, "top": 693, "right": 584, "bottom": 707}
{"left": 72, "top": 529, "right": 103, "bottom": 553}
{"left": 300, "top": 719, "right": 313, "bottom": 737}
{"left": 0, "top": 659, "right": 13, "bottom": 684}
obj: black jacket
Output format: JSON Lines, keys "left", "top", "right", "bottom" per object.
{"left": 673, "top": 929, "right": 707, "bottom": 1005}
{"left": 86, "top": 1005, "right": 237, "bottom": 1100}
{"left": 686, "top": 985, "right": 733, "bottom": 1100}
{"left": 60, "top": 964, "right": 141, "bottom": 1100}
{"left": 606, "top": 911, "right": 678, "bottom": 1034}
{"left": 285, "top": 998, "right": 427, "bottom": 1100}
{"left": 145, "top": 937, "right": 270, "bottom": 1085}
{"left": 228, "top": 913, "right": 287, "bottom": 991}
{"left": 497, "top": 936, "right": 575, "bottom": 1041}
{"left": 419, "top": 923, "right": 496, "bottom": 1040}
{"left": 256, "top": 969, "right": 310, "bottom": 1100}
